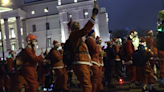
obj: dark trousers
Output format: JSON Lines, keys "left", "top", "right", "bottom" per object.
{"left": 115, "top": 61, "right": 122, "bottom": 78}
{"left": 105, "top": 65, "right": 115, "bottom": 84}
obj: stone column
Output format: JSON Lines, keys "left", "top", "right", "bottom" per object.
{"left": 16, "top": 16, "right": 22, "bottom": 49}
{"left": 4, "top": 18, "right": 11, "bottom": 51}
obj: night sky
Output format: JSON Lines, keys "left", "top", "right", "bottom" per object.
{"left": 97, "top": 0, "right": 164, "bottom": 32}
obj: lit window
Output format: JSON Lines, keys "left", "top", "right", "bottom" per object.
{"left": 9, "top": 28, "right": 16, "bottom": 39}
{"left": 58, "top": 0, "right": 61, "bottom": 5}
{"left": 31, "top": 10, "right": 35, "bottom": 15}
{"left": 44, "top": 7, "right": 49, "bottom": 13}
{"left": 83, "top": 9, "right": 88, "bottom": 18}
{"left": 67, "top": 12, "right": 72, "bottom": 21}
{"left": 21, "top": 28, "right": 23, "bottom": 35}
{"left": 47, "top": 38, "right": 51, "bottom": 47}
{"left": 11, "top": 43, "right": 16, "bottom": 50}
{"left": 74, "top": 0, "right": 77, "bottom": 3}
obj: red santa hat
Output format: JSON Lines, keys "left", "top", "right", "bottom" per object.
{"left": 145, "top": 30, "right": 153, "bottom": 36}
{"left": 67, "top": 20, "right": 75, "bottom": 29}
{"left": 96, "top": 36, "right": 102, "bottom": 42}
{"left": 53, "top": 40, "right": 59, "bottom": 46}
{"left": 130, "top": 30, "right": 138, "bottom": 36}
{"left": 113, "top": 38, "right": 118, "bottom": 42}
{"left": 61, "top": 43, "right": 65, "bottom": 46}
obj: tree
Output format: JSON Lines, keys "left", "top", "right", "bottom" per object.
{"left": 135, "top": 27, "right": 148, "bottom": 37}
{"left": 112, "top": 29, "right": 129, "bottom": 38}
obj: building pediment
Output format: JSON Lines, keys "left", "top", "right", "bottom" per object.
{"left": 1, "top": 8, "right": 27, "bottom": 19}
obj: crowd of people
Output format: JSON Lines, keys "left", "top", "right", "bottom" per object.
{"left": 0, "top": 1, "right": 164, "bottom": 92}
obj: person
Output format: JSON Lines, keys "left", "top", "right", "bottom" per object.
{"left": 122, "top": 35, "right": 136, "bottom": 88}
{"left": 104, "top": 41, "right": 116, "bottom": 88}
{"left": 145, "top": 30, "right": 158, "bottom": 75}
{"left": 0, "top": 60, "right": 7, "bottom": 92}
{"left": 85, "top": 30, "right": 101, "bottom": 92}
{"left": 95, "top": 36, "right": 104, "bottom": 92}
{"left": 133, "top": 45, "right": 157, "bottom": 92}
{"left": 145, "top": 30, "right": 154, "bottom": 50}
{"left": 130, "top": 30, "right": 139, "bottom": 51}
{"left": 67, "top": 1, "right": 99, "bottom": 92}
{"left": 21, "top": 34, "right": 45, "bottom": 92}
{"left": 50, "top": 40, "right": 70, "bottom": 92}
{"left": 112, "top": 38, "right": 122, "bottom": 79}
{"left": 5, "top": 50, "right": 17, "bottom": 92}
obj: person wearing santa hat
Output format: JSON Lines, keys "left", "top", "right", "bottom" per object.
{"left": 129, "top": 30, "right": 139, "bottom": 51}
{"left": 112, "top": 38, "right": 122, "bottom": 80}
{"left": 67, "top": 2, "right": 98, "bottom": 92}
{"left": 19, "top": 34, "right": 45, "bottom": 92}
{"left": 85, "top": 30, "right": 101, "bottom": 92}
{"left": 3, "top": 50, "right": 17, "bottom": 92}
{"left": 0, "top": 60, "right": 8, "bottom": 92}
{"left": 135, "top": 38, "right": 147, "bottom": 86}
{"left": 137, "top": 38, "right": 157, "bottom": 92}
{"left": 50, "top": 40, "right": 69, "bottom": 92}
{"left": 145, "top": 30, "right": 158, "bottom": 76}
{"left": 145, "top": 30, "right": 154, "bottom": 49}
{"left": 103, "top": 41, "right": 116, "bottom": 88}
{"left": 122, "top": 34, "right": 136, "bottom": 88}
{"left": 95, "top": 36, "right": 104, "bottom": 91}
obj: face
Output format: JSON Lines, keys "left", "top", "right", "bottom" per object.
{"left": 72, "top": 21, "right": 80, "bottom": 30}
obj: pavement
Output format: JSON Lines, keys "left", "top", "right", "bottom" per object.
{"left": 20, "top": 72, "right": 164, "bottom": 92}
{"left": 38, "top": 73, "right": 164, "bottom": 92}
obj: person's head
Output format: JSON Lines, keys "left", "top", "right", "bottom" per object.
{"left": 138, "top": 45, "right": 145, "bottom": 51}
{"left": 26, "top": 34, "right": 38, "bottom": 51}
{"left": 87, "top": 30, "right": 95, "bottom": 38}
{"left": 145, "top": 30, "right": 154, "bottom": 38}
{"left": 53, "top": 40, "right": 60, "bottom": 48}
{"left": 67, "top": 20, "right": 80, "bottom": 31}
{"left": 129, "top": 30, "right": 138, "bottom": 39}
{"left": 139, "top": 37, "right": 146, "bottom": 47}
{"left": 113, "top": 38, "right": 119, "bottom": 44}
{"left": 9, "top": 50, "right": 16, "bottom": 59}
{"left": 96, "top": 36, "right": 102, "bottom": 44}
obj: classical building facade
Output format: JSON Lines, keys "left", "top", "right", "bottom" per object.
{"left": 0, "top": 0, "right": 109, "bottom": 57}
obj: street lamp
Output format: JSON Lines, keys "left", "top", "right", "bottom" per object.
{"left": 1, "top": 0, "right": 10, "bottom": 6}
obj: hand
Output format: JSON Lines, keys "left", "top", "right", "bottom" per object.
{"left": 91, "top": 1, "right": 99, "bottom": 19}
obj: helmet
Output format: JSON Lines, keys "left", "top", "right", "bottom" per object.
{"left": 138, "top": 45, "right": 145, "bottom": 51}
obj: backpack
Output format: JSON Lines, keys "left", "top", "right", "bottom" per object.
{"left": 63, "top": 39, "right": 82, "bottom": 67}
{"left": 157, "top": 32, "right": 164, "bottom": 51}
{"left": 14, "top": 49, "right": 25, "bottom": 72}
{"left": 132, "top": 50, "right": 146, "bottom": 66}
{"left": 45, "top": 48, "right": 56, "bottom": 62}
